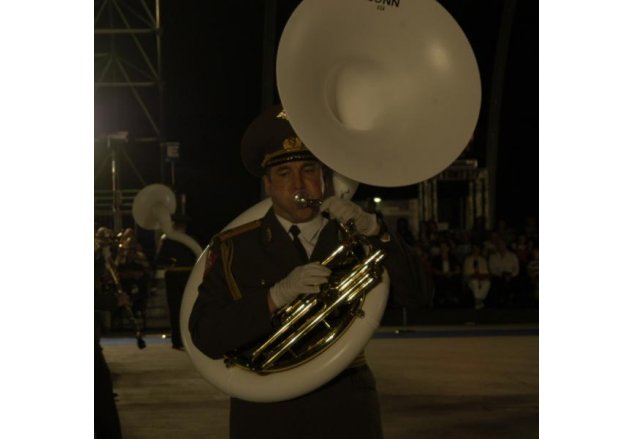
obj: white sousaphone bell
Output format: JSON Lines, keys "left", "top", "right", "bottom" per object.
{"left": 132, "top": 184, "right": 202, "bottom": 256}
{"left": 277, "top": 0, "right": 481, "bottom": 186}
{"left": 133, "top": 0, "right": 481, "bottom": 402}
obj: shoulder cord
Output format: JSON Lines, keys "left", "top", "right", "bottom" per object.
{"left": 220, "top": 239, "right": 242, "bottom": 300}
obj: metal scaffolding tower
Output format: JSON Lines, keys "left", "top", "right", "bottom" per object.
{"left": 94, "top": 0, "right": 165, "bottom": 231}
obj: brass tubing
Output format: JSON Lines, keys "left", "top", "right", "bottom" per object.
{"left": 261, "top": 273, "right": 376, "bottom": 369}
{"left": 251, "top": 262, "right": 369, "bottom": 366}
{"left": 330, "top": 250, "right": 383, "bottom": 293}
{"left": 264, "top": 252, "right": 382, "bottom": 353}
{"left": 331, "top": 251, "right": 378, "bottom": 289}
{"left": 231, "top": 230, "right": 387, "bottom": 371}
{"left": 278, "top": 298, "right": 307, "bottom": 321}
{"left": 251, "top": 297, "right": 319, "bottom": 360}
{"left": 257, "top": 271, "right": 370, "bottom": 368}
{"left": 321, "top": 244, "right": 346, "bottom": 266}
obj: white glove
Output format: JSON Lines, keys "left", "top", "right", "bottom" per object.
{"left": 320, "top": 196, "right": 380, "bottom": 236}
{"left": 269, "top": 262, "right": 332, "bottom": 308}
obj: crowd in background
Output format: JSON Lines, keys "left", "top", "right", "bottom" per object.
{"left": 396, "top": 216, "right": 539, "bottom": 310}
{"left": 95, "top": 213, "right": 539, "bottom": 325}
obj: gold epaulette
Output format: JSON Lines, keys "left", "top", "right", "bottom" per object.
{"left": 217, "top": 220, "right": 262, "bottom": 242}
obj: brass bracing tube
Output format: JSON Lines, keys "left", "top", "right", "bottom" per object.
{"left": 251, "top": 250, "right": 383, "bottom": 364}
{"left": 261, "top": 274, "right": 377, "bottom": 369}
{"left": 251, "top": 297, "right": 319, "bottom": 360}
{"left": 320, "top": 244, "right": 346, "bottom": 266}
{"left": 259, "top": 250, "right": 385, "bottom": 369}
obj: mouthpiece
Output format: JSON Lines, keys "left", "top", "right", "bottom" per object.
{"left": 293, "top": 193, "right": 322, "bottom": 208}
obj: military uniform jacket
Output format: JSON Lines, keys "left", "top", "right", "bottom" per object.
{"left": 189, "top": 207, "right": 421, "bottom": 438}
{"left": 189, "top": 207, "right": 421, "bottom": 359}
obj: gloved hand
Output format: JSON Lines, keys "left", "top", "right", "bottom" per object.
{"left": 269, "top": 262, "right": 332, "bottom": 308}
{"left": 320, "top": 196, "right": 380, "bottom": 236}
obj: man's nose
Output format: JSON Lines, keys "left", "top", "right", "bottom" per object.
{"left": 291, "top": 171, "right": 304, "bottom": 189}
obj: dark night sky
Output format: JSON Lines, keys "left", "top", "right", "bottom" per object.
{"left": 95, "top": 0, "right": 538, "bottom": 245}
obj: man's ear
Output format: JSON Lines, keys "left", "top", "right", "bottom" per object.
{"left": 321, "top": 165, "right": 334, "bottom": 198}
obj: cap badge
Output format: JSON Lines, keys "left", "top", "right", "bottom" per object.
{"left": 282, "top": 136, "right": 304, "bottom": 151}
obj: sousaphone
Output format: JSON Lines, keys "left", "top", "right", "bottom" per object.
{"left": 140, "top": 0, "right": 481, "bottom": 403}
{"left": 277, "top": 0, "right": 481, "bottom": 186}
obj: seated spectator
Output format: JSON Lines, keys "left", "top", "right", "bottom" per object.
{"left": 523, "top": 216, "right": 539, "bottom": 242}
{"left": 428, "top": 231, "right": 441, "bottom": 257}
{"left": 463, "top": 244, "right": 491, "bottom": 309}
{"left": 526, "top": 246, "right": 539, "bottom": 301}
{"left": 453, "top": 230, "right": 473, "bottom": 265}
{"left": 494, "top": 218, "right": 516, "bottom": 246}
{"left": 471, "top": 215, "right": 488, "bottom": 246}
{"left": 431, "top": 241, "right": 463, "bottom": 307}
{"left": 511, "top": 234, "right": 531, "bottom": 270}
{"left": 396, "top": 217, "right": 416, "bottom": 247}
{"left": 488, "top": 239, "right": 520, "bottom": 307}
{"left": 482, "top": 231, "right": 499, "bottom": 259}
{"left": 414, "top": 240, "right": 435, "bottom": 308}
{"left": 512, "top": 235, "right": 539, "bottom": 307}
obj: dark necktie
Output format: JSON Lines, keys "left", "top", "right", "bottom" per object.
{"left": 289, "top": 225, "right": 309, "bottom": 263}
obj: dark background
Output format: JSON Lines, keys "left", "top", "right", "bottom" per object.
{"left": 95, "top": 0, "right": 538, "bottom": 246}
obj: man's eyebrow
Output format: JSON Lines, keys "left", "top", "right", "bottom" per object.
{"left": 274, "top": 164, "right": 291, "bottom": 172}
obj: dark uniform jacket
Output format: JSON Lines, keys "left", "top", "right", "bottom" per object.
{"left": 189, "top": 207, "right": 423, "bottom": 438}
{"left": 156, "top": 236, "right": 197, "bottom": 348}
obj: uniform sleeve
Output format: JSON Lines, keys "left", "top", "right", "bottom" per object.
{"left": 188, "top": 238, "right": 274, "bottom": 359}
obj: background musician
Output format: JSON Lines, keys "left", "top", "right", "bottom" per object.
{"left": 94, "top": 228, "right": 130, "bottom": 439}
{"left": 114, "top": 228, "right": 151, "bottom": 331}
{"left": 155, "top": 214, "right": 197, "bottom": 350}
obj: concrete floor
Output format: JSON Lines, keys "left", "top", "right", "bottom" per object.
{"left": 103, "top": 325, "right": 538, "bottom": 438}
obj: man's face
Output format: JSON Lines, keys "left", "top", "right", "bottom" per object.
{"left": 264, "top": 160, "right": 323, "bottom": 223}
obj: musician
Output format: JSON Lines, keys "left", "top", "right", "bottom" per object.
{"left": 115, "top": 228, "right": 151, "bottom": 329}
{"left": 95, "top": 227, "right": 117, "bottom": 339}
{"left": 94, "top": 229, "right": 129, "bottom": 439}
{"left": 189, "top": 105, "right": 424, "bottom": 438}
{"left": 155, "top": 215, "right": 197, "bottom": 350}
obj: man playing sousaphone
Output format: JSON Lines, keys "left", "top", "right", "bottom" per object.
{"left": 189, "top": 105, "right": 424, "bottom": 438}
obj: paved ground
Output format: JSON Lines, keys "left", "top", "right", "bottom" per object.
{"left": 103, "top": 325, "right": 538, "bottom": 438}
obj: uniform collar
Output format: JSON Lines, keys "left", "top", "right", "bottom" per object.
{"left": 275, "top": 212, "right": 326, "bottom": 244}
{"left": 260, "top": 208, "right": 338, "bottom": 264}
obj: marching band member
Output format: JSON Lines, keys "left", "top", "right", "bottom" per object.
{"left": 94, "top": 227, "right": 129, "bottom": 439}
{"left": 189, "top": 105, "right": 426, "bottom": 438}
{"left": 115, "top": 228, "right": 151, "bottom": 330}
{"left": 155, "top": 215, "right": 196, "bottom": 350}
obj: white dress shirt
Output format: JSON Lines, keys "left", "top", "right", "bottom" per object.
{"left": 275, "top": 214, "right": 328, "bottom": 259}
